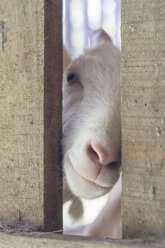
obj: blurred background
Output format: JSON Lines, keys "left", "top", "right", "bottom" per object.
{"left": 63, "top": 0, "right": 121, "bottom": 228}
{"left": 63, "top": 0, "right": 121, "bottom": 58}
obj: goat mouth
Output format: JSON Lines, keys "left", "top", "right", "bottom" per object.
{"left": 66, "top": 153, "right": 111, "bottom": 190}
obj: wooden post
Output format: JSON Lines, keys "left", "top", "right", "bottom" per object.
{"left": 0, "top": 0, "right": 62, "bottom": 232}
{"left": 122, "top": 0, "right": 165, "bottom": 238}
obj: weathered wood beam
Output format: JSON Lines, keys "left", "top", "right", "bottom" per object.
{"left": 122, "top": 0, "right": 165, "bottom": 238}
{"left": 0, "top": 232, "right": 165, "bottom": 248}
{"left": 0, "top": 0, "right": 62, "bottom": 231}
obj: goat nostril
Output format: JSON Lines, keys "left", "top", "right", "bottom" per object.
{"left": 86, "top": 144, "right": 99, "bottom": 162}
{"left": 86, "top": 142, "right": 121, "bottom": 166}
{"left": 86, "top": 142, "right": 108, "bottom": 164}
{"left": 109, "top": 161, "right": 120, "bottom": 169}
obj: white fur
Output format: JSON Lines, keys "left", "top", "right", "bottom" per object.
{"left": 63, "top": 38, "right": 121, "bottom": 199}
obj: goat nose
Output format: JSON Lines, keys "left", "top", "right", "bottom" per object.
{"left": 86, "top": 142, "right": 120, "bottom": 166}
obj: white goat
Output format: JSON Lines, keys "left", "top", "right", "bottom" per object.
{"left": 62, "top": 30, "right": 121, "bottom": 238}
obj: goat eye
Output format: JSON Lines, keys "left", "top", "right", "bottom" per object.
{"left": 67, "top": 73, "right": 75, "bottom": 83}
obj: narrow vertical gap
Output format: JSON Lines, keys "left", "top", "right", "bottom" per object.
{"left": 101, "top": 0, "right": 104, "bottom": 27}
{"left": 115, "top": 0, "right": 121, "bottom": 47}
{"left": 63, "top": 0, "right": 122, "bottom": 239}
{"left": 44, "top": 0, "right": 63, "bottom": 232}
{"left": 83, "top": 0, "right": 88, "bottom": 48}
{"left": 65, "top": 0, "right": 71, "bottom": 53}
